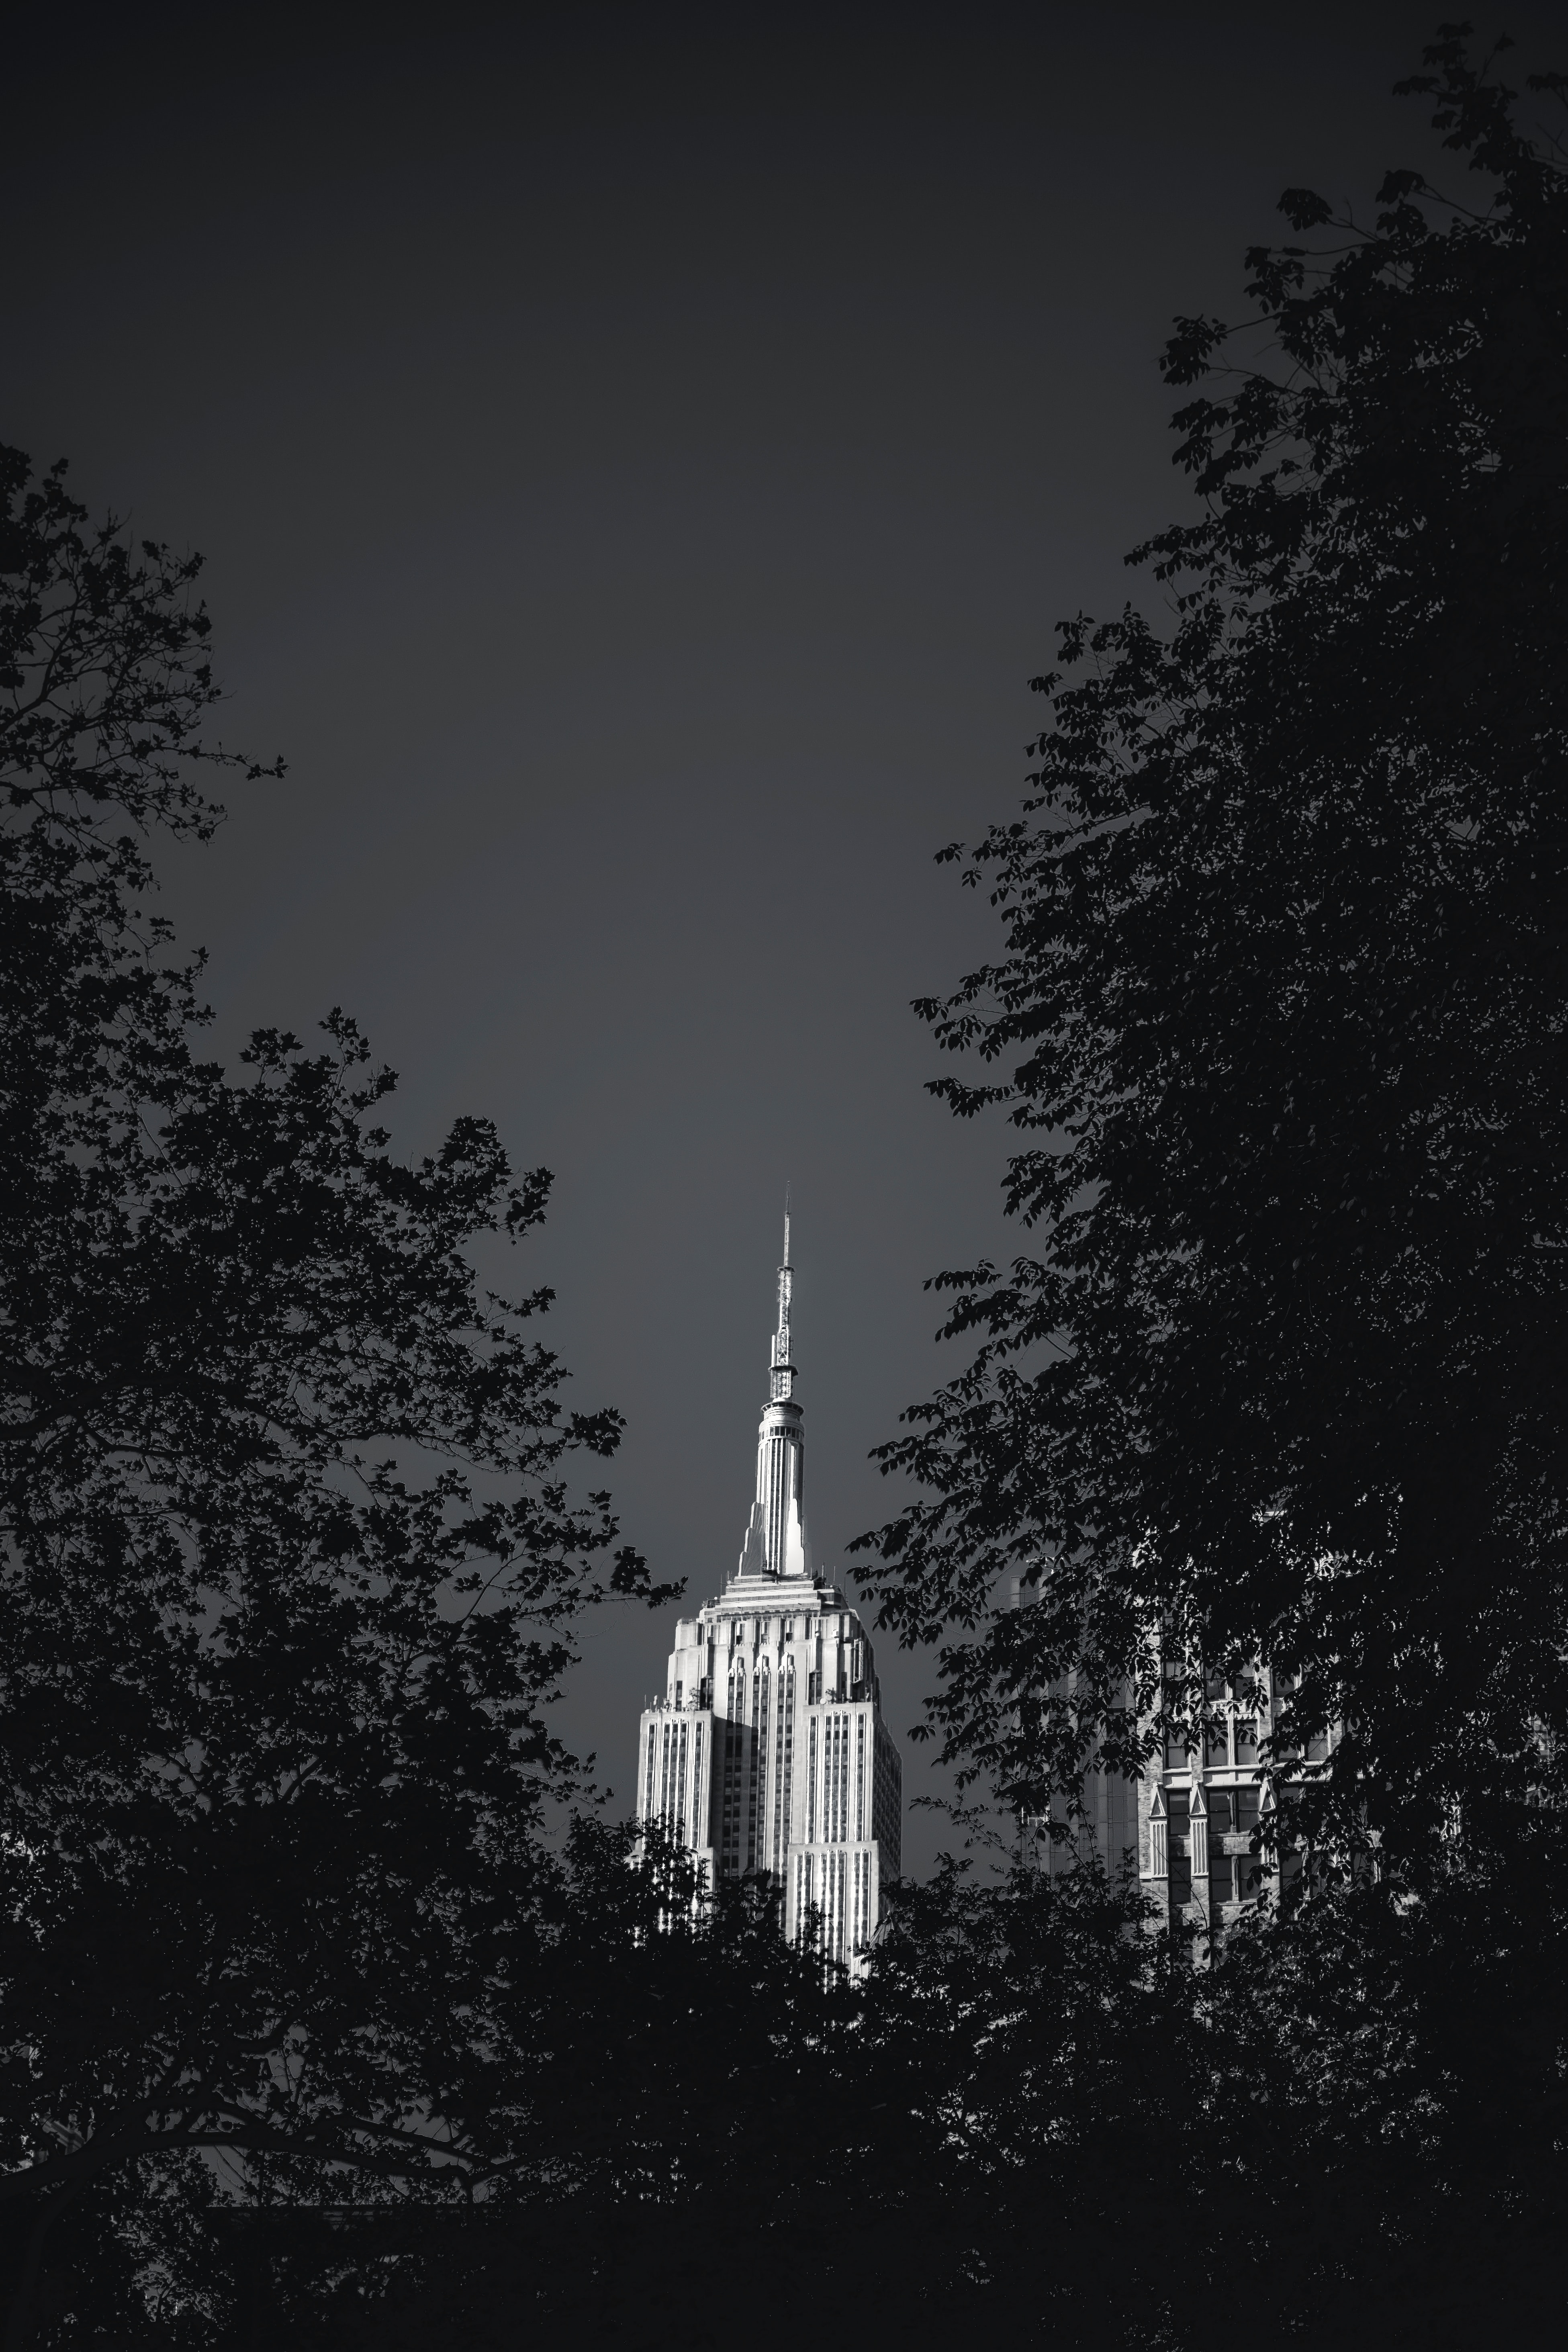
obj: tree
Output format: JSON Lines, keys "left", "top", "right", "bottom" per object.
{"left": 245, "top": 1830, "right": 1568, "bottom": 2351}
{"left": 0, "top": 446, "right": 676, "bottom": 2344}
{"left": 855, "top": 31, "right": 1568, "bottom": 1858}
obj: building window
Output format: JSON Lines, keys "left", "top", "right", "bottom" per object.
{"left": 808, "top": 1717, "right": 819, "bottom": 1843}
{"left": 770, "top": 1673, "right": 785, "bottom": 1869}
{"left": 1206, "top": 1784, "right": 1264, "bottom": 1901}
{"left": 722, "top": 1672, "right": 746, "bottom": 1874}
{"left": 852, "top": 1849, "right": 873, "bottom": 1950}
{"left": 748, "top": 1663, "right": 769, "bottom": 1869}
{"left": 856, "top": 1713, "right": 866, "bottom": 1841}
{"left": 1167, "top": 1788, "right": 1192, "bottom": 1904}
{"left": 1189, "top": 1782, "right": 1209, "bottom": 1884}
{"left": 776, "top": 1660, "right": 794, "bottom": 1862}
{"left": 1209, "top": 1786, "right": 1233, "bottom": 1896}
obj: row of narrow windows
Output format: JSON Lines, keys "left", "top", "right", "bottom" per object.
{"left": 1148, "top": 1784, "right": 1268, "bottom": 1903}
{"left": 807, "top": 1710, "right": 866, "bottom": 1845}
{"left": 648, "top": 1691, "right": 886, "bottom": 1875}
{"left": 644, "top": 1715, "right": 701, "bottom": 1841}
{"left": 1159, "top": 1675, "right": 1334, "bottom": 1772}
{"left": 773, "top": 1662, "right": 795, "bottom": 1864}
{"left": 704, "top": 1613, "right": 861, "bottom": 1655}
{"left": 794, "top": 1848, "right": 875, "bottom": 1955}
{"left": 718, "top": 1657, "right": 801, "bottom": 1874}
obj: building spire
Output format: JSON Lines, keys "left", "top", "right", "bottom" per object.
{"left": 735, "top": 1197, "right": 810, "bottom": 1581}
{"left": 771, "top": 1189, "right": 795, "bottom": 1404}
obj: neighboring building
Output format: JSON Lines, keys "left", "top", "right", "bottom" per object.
{"left": 1016, "top": 1583, "right": 1334, "bottom": 1929}
{"left": 635, "top": 1214, "right": 902, "bottom": 1968}
{"left": 1139, "top": 1665, "right": 1335, "bottom": 1927}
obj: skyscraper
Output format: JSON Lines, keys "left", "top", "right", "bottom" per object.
{"left": 635, "top": 1213, "right": 902, "bottom": 1967}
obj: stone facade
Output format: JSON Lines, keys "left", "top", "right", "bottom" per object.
{"left": 636, "top": 1215, "right": 901, "bottom": 1970}
{"left": 1136, "top": 1666, "right": 1335, "bottom": 1929}
{"left": 1023, "top": 1630, "right": 1335, "bottom": 1929}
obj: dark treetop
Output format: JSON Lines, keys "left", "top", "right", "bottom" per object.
{"left": 0, "top": 445, "right": 677, "bottom": 2338}
{"left": 856, "top": 33, "right": 1568, "bottom": 1861}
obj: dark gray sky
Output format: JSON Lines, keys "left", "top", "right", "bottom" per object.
{"left": 7, "top": 3, "right": 1560, "bottom": 1869}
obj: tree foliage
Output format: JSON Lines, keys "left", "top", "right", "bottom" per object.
{"left": 855, "top": 29, "right": 1568, "bottom": 1855}
{"left": 0, "top": 446, "right": 676, "bottom": 2342}
{"left": 169, "top": 1832, "right": 1568, "bottom": 2351}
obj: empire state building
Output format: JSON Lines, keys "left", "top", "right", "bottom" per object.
{"left": 635, "top": 1215, "right": 902, "bottom": 1965}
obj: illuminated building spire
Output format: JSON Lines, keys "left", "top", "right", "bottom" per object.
{"left": 771, "top": 1194, "right": 795, "bottom": 1405}
{"left": 736, "top": 1198, "right": 809, "bottom": 1580}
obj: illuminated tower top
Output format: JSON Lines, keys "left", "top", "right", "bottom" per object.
{"left": 635, "top": 1200, "right": 904, "bottom": 1959}
{"left": 737, "top": 1202, "right": 808, "bottom": 1582}
{"left": 770, "top": 1201, "right": 795, "bottom": 1405}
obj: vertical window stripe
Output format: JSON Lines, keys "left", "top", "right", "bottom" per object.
{"left": 779, "top": 1660, "right": 795, "bottom": 1860}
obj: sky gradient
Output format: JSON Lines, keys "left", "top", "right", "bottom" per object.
{"left": 7, "top": 3, "right": 1560, "bottom": 1869}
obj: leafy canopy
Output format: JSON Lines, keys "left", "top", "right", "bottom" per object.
{"left": 855, "top": 29, "right": 1568, "bottom": 1856}
{"left": 0, "top": 445, "right": 677, "bottom": 2336}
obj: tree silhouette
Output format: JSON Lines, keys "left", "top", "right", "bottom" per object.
{"left": 0, "top": 447, "right": 676, "bottom": 2344}
{"left": 856, "top": 29, "right": 1568, "bottom": 1861}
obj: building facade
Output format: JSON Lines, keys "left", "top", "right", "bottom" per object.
{"left": 1021, "top": 1624, "right": 1335, "bottom": 1929}
{"left": 636, "top": 1216, "right": 902, "bottom": 1968}
{"left": 1137, "top": 1667, "right": 1334, "bottom": 1927}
